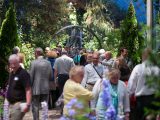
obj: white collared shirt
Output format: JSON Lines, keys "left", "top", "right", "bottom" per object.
{"left": 128, "top": 61, "right": 158, "bottom": 96}
{"left": 81, "top": 63, "right": 104, "bottom": 87}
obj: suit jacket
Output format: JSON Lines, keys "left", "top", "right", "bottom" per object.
{"left": 30, "top": 56, "right": 53, "bottom": 95}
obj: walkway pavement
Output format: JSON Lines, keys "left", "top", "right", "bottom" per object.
{"left": 23, "top": 109, "right": 61, "bottom": 120}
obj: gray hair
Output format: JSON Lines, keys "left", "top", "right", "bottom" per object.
{"left": 12, "top": 46, "right": 20, "bottom": 54}
{"left": 69, "top": 66, "right": 84, "bottom": 78}
{"left": 9, "top": 54, "right": 20, "bottom": 62}
{"left": 35, "top": 47, "right": 43, "bottom": 55}
{"left": 45, "top": 47, "right": 50, "bottom": 51}
{"left": 107, "top": 68, "right": 121, "bottom": 80}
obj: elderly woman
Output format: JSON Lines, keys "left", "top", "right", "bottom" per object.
{"left": 91, "top": 69, "right": 130, "bottom": 120}
{"left": 63, "top": 66, "right": 94, "bottom": 116}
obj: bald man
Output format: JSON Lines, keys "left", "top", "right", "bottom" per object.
{"left": 101, "top": 51, "right": 115, "bottom": 71}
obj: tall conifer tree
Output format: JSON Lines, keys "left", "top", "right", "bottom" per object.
{"left": 120, "top": 2, "right": 141, "bottom": 65}
{"left": 0, "top": 0, "right": 19, "bottom": 87}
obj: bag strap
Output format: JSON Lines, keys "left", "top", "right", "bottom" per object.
{"left": 92, "top": 64, "right": 102, "bottom": 79}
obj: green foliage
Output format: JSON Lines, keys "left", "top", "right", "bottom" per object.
{"left": 30, "top": 31, "right": 51, "bottom": 50}
{"left": 119, "top": 3, "right": 145, "bottom": 65}
{"left": 83, "top": 1, "right": 113, "bottom": 49}
{"left": 88, "top": 0, "right": 127, "bottom": 27}
{"left": 84, "top": 28, "right": 121, "bottom": 56}
{"left": 81, "top": 0, "right": 127, "bottom": 51}
{"left": 20, "top": 43, "right": 34, "bottom": 70}
{"left": 0, "top": 0, "right": 4, "bottom": 24}
{"left": 26, "top": 0, "right": 68, "bottom": 48}
{"left": 145, "top": 25, "right": 160, "bottom": 115}
{"left": 145, "top": 51, "right": 160, "bottom": 115}
{"left": 0, "top": 1, "right": 19, "bottom": 88}
{"left": 27, "top": 0, "right": 68, "bottom": 34}
{"left": 104, "top": 29, "right": 121, "bottom": 56}
{"left": 0, "top": 96, "right": 4, "bottom": 117}
{"left": 0, "top": 1, "right": 19, "bottom": 57}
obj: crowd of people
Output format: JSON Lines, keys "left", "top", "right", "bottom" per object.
{"left": 3, "top": 46, "right": 160, "bottom": 120}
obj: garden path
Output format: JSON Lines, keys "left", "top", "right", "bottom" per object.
{"left": 23, "top": 108, "right": 61, "bottom": 120}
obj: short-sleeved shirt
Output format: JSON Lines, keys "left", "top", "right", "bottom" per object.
{"left": 7, "top": 67, "right": 31, "bottom": 104}
{"left": 54, "top": 55, "right": 75, "bottom": 75}
{"left": 81, "top": 63, "right": 104, "bottom": 87}
{"left": 63, "top": 79, "right": 94, "bottom": 115}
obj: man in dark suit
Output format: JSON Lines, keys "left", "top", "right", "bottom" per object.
{"left": 30, "top": 48, "right": 53, "bottom": 120}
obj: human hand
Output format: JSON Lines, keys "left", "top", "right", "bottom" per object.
{"left": 125, "top": 113, "right": 130, "bottom": 120}
{"left": 55, "top": 78, "right": 59, "bottom": 87}
{"left": 22, "top": 104, "right": 30, "bottom": 113}
{"left": 55, "top": 82, "right": 59, "bottom": 87}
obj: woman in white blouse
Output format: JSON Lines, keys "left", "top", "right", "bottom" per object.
{"left": 91, "top": 69, "right": 130, "bottom": 120}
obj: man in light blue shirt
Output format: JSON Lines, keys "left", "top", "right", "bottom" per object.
{"left": 81, "top": 53, "right": 104, "bottom": 91}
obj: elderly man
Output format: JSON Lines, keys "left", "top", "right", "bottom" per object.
{"left": 63, "top": 66, "right": 94, "bottom": 116}
{"left": 12, "top": 46, "right": 20, "bottom": 54}
{"left": 81, "top": 53, "right": 104, "bottom": 91}
{"left": 54, "top": 49, "right": 75, "bottom": 97}
{"left": 99, "top": 49, "right": 105, "bottom": 62}
{"left": 101, "top": 51, "right": 114, "bottom": 71}
{"left": 30, "top": 48, "right": 53, "bottom": 120}
{"left": 86, "top": 53, "right": 93, "bottom": 65}
{"left": 7, "top": 54, "right": 31, "bottom": 120}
